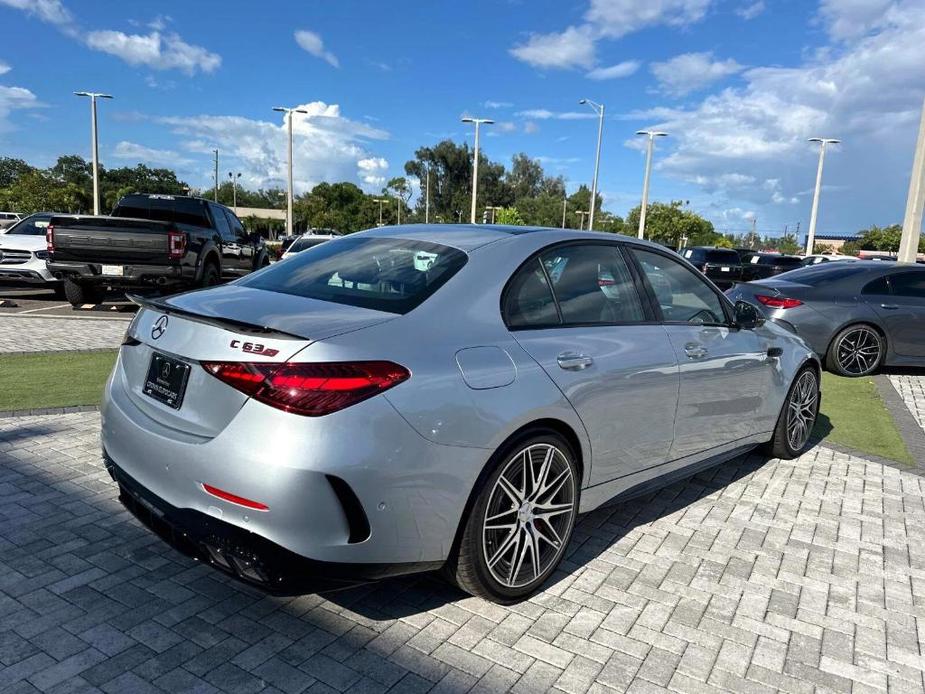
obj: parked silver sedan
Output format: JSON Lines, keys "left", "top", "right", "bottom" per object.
{"left": 102, "top": 225, "right": 819, "bottom": 603}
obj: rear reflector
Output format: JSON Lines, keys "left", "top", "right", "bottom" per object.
{"left": 201, "top": 360, "right": 410, "bottom": 416}
{"left": 756, "top": 294, "right": 803, "bottom": 309}
{"left": 202, "top": 483, "right": 269, "bottom": 511}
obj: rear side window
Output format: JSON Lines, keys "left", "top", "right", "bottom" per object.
{"left": 503, "top": 259, "right": 559, "bottom": 328}
{"left": 888, "top": 271, "right": 925, "bottom": 298}
{"left": 6, "top": 214, "right": 51, "bottom": 235}
{"left": 782, "top": 264, "right": 867, "bottom": 286}
{"left": 862, "top": 276, "right": 890, "bottom": 295}
{"left": 239, "top": 237, "right": 467, "bottom": 314}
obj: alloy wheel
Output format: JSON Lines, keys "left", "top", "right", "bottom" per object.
{"left": 482, "top": 443, "right": 576, "bottom": 589}
{"left": 786, "top": 370, "right": 818, "bottom": 451}
{"left": 835, "top": 326, "right": 881, "bottom": 375}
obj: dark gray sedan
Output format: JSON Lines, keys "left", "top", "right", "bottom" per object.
{"left": 727, "top": 261, "right": 925, "bottom": 376}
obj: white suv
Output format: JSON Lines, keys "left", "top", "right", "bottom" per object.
{"left": 0, "top": 213, "right": 64, "bottom": 295}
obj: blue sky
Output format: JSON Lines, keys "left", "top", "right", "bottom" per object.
{"left": 1, "top": 0, "right": 924, "bottom": 237}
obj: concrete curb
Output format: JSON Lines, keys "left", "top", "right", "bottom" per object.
{"left": 0, "top": 348, "right": 118, "bottom": 357}
{"left": 0, "top": 312, "right": 133, "bottom": 322}
{"left": 0, "top": 405, "right": 100, "bottom": 418}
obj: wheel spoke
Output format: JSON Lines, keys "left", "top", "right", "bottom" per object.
{"left": 497, "top": 475, "right": 523, "bottom": 506}
{"left": 487, "top": 527, "right": 519, "bottom": 569}
{"left": 534, "top": 518, "right": 562, "bottom": 548}
{"left": 528, "top": 527, "right": 541, "bottom": 580}
{"left": 534, "top": 502, "right": 573, "bottom": 519}
{"left": 508, "top": 529, "right": 528, "bottom": 584}
{"left": 533, "top": 447, "right": 554, "bottom": 499}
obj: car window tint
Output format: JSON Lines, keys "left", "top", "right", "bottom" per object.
{"left": 704, "top": 249, "right": 739, "bottom": 263}
{"left": 211, "top": 204, "right": 232, "bottom": 239}
{"left": 240, "top": 237, "right": 467, "bottom": 314}
{"left": 782, "top": 264, "right": 867, "bottom": 286}
{"left": 503, "top": 258, "right": 559, "bottom": 328}
{"left": 289, "top": 237, "right": 328, "bottom": 253}
{"left": 539, "top": 244, "right": 645, "bottom": 324}
{"left": 861, "top": 276, "right": 890, "bottom": 295}
{"left": 224, "top": 209, "right": 247, "bottom": 241}
{"left": 6, "top": 214, "right": 51, "bottom": 235}
{"left": 888, "top": 271, "right": 925, "bottom": 298}
{"left": 632, "top": 249, "right": 727, "bottom": 324}
{"left": 113, "top": 195, "right": 211, "bottom": 228}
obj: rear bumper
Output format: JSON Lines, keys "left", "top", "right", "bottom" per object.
{"left": 47, "top": 261, "right": 194, "bottom": 286}
{"left": 104, "top": 452, "right": 441, "bottom": 594}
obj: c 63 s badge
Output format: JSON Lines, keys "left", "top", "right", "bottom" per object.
{"left": 230, "top": 339, "right": 279, "bottom": 357}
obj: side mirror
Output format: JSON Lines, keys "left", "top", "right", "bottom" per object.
{"left": 734, "top": 300, "right": 764, "bottom": 330}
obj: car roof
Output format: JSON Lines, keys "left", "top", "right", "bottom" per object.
{"left": 352, "top": 223, "right": 675, "bottom": 253}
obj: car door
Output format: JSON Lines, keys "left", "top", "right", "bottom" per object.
{"left": 224, "top": 209, "right": 256, "bottom": 273}
{"left": 628, "top": 247, "right": 771, "bottom": 460}
{"left": 208, "top": 203, "right": 241, "bottom": 277}
{"left": 504, "top": 242, "right": 680, "bottom": 486}
{"left": 871, "top": 270, "right": 925, "bottom": 358}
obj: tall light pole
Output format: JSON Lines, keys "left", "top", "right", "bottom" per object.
{"left": 424, "top": 167, "right": 431, "bottom": 224}
{"left": 273, "top": 106, "right": 309, "bottom": 236}
{"left": 899, "top": 98, "right": 925, "bottom": 264}
{"left": 562, "top": 197, "right": 567, "bottom": 228}
{"left": 74, "top": 91, "right": 113, "bottom": 215}
{"left": 805, "top": 137, "right": 840, "bottom": 255}
{"left": 228, "top": 171, "right": 241, "bottom": 211}
{"left": 579, "top": 99, "right": 604, "bottom": 230}
{"left": 373, "top": 198, "right": 386, "bottom": 226}
{"left": 635, "top": 130, "right": 668, "bottom": 239}
{"left": 213, "top": 150, "right": 219, "bottom": 202}
{"left": 461, "top": 117, "right": 494, "bottom": 223}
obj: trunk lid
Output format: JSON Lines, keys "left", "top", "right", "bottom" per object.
{"left": 115, "top": 287, "right": 397, "bottom": 438}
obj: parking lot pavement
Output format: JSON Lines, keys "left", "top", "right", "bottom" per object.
{"left": 0, "top": 316, "right": 128, "bottom": 353}
{"left": 2, "top": 413, "right": 924, "bottom": 693}
{"left": 889, "top": 374, "right": 925, "bottom": 434}
{"left": 0, "top": 287, "right": 137, "bottom": 318}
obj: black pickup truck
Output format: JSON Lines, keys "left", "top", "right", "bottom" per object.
{"left": 47, "top": 193, "right": 270, "bottom": 306}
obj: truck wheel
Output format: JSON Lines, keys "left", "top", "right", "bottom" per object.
{"left": 52, "top": 283, "right": 66, "bottom": 299}
{"left": 199, "top": 263, "right": 220, "bottom": 287}
{"left": 63, "top": 279, "right": 101, "bottom": 307}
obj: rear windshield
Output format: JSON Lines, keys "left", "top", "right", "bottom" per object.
{"left": 113, "top": 195, "right": 211, "bottom": 228}
{"left": 5, "top": 214, "right": 51, "bottom": 235}
{"left": 776, "top": 263, "right": 868, "bottom": 285}
{"left": 757, "top": 255, "right": 802, "bottom": 267}
{"left": 288, "top": 237, "right": 329, "bottom": 253}
{"left": 240, "top": 236, "right": 467, "bottom": 314}
{"left": 704, "top": 249, "right": 739, "bottom": 263}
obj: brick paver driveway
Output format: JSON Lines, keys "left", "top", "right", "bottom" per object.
{"left": 890, "top": 374, "right": 925, "bottom": 435}
{"left": 1, "top": 413, "right": 923, "bottom": 693}
{"left": 0, "top": 316, "right": 128, "bottom": 354}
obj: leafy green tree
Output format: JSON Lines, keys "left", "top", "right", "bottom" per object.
{"left": 507, "top": 154, "right": 544, "bottom": 200}
{"left": 495, "top": 207, "right": 525, "bottom": 225}
{"left": 0, "top": 157, "right": 34, "bottom": 189}
{"left": 625, "top": 200, "right": 718, "bottom": 247}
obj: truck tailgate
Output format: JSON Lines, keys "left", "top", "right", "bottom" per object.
{"left": 50, "top": 216, "right": 174, "bottom": 264}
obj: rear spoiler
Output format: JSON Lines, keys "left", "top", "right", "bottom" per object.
{"left": 126, "top": 293, "right": 305, "bottom": 340}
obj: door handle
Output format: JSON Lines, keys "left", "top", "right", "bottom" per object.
{"left": 557, "top": 352, "right": 594, "bottom": 370}
{"left": 684, "top": 342, "right": 708, "bottom": 359}
{"left": 880, "top": 304, "right": 899, "bottom": 310}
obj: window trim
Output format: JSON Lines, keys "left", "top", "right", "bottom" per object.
{"left": 500, "top": 239, "right": 659, "bottom": 331}
{"left": 625, "top": 245, "right": 736, "bottom": 328}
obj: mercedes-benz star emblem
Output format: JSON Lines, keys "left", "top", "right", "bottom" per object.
{"left": 151, "top": 315, "right": 169, "bottom": 340}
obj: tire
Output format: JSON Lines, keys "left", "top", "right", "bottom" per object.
{"left": 449, "top": 431, "right": 580, "bottom": 603}
{"left": 199, "top": 262, "right": 220, "bottom": 288}
{"left": 63, "top": 278, "right": 101, "bottom": 307}
{"left": 824, "top": 324, "right": 884, "bottom": 377}
{"left": 52, "top": 283, "right": 66, "bottom": 299}
{"left": 764, "top": 366, "right": 820, "bottom": 460}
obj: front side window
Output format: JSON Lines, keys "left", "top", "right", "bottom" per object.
{"left": 888, "top": 271, "right": 925, "bottom": 299}
{"left": 632, "top": 249, "right": 728, "bottom": 324}
{"left": 240, "top": 236, "right": 467, "bottom": 314}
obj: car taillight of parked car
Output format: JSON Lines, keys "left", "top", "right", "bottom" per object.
{"left": 756, "top": 294, "right": 803, "bottom": 309}
{"left": 201, "top": 360, "right": 411, "bottom": 416}
{"left": 45, "top": 224, "right": 54, "bottom": 253}
{"left": 167, "top": 229, "right": 187, "bottom": 260}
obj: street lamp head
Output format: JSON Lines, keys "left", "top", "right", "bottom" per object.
{"left": 272, "top": 107, "right": 286, "bottom": 113}
{"left": 636, "top": 130, "right": 668, "bottom": 137}
{"left": 74, "top": 91, "right": 90, "bottom": 97}
{"left": 295, "top": 109, "right": 309, "bottom": 115}
{"left": 809, "top": 137, "right": 841, "bottom": 145}
{"left": 461, "top": 117, "right": 474, "bottom": 123}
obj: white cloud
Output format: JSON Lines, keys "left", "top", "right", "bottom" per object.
{"left": 735, "top": 1, "right": 765, "bottom": 20}
{"left": 157, "top": 101, "right": 389, "bottom": 194}
{"left": 85, "top": 30, "right": 220, "bottom": 74}
{"left": 0, "top": 60, "right": 10, "bottom": 75}
{"left": 294, "top": 30, "right": 339, "bottom": 68}
{"left": 0, "top": 84, "right": 40, "bottom": 133}
{"left": 523, "top": 121, "right": 539, "bottom": 134}
{"left": 651, "top": 52, "right": 743, "bottom": 96}
{"left": 515, "top": 109, "right": 596, "bottom": 120}
{"left": 113, "top": 141, "right": 192, "bottom": 166}
{"left": 586, "top": 60, "right": 640, "bottom": 80}
{"left": 1, "top": 0, "right": 219, "bottom": 73}
{"left": 818, "top": 0, "right": 895, "bottom": 39}
{"left": 510, "top": 25, "right": 596, "bottom": 70}
{"left": 484, "top": 100, "right": 513, "bottom": 109}
{"left": 627, "top": 1, "right": 925, "bottom": 231}
{"left": 511, "top": 0, "right": 714, "bottom": 69}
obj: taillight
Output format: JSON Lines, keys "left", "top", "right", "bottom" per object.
{"left": 756, "top": 294, "right": 803, "bottom": 309}
{"left": 201, "top": 361, "right": 410, "bottom": 416}
{"left": 45, "top": 224, "right": 54, "bottom": 253}
{"left": 201, "top": 483, "right": 269, "bottom": 511}
{"left": 167, "top": 229, "right": 186, "bottom": 260}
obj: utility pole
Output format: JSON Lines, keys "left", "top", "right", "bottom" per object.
{"left": 74, "top": 91, "right": 113, "bottom": 215}
{"left": 374, "top": 198, "right": 386, "bottom": 226}
{"left": 899, "top": 97, "right": 925, "bottom": 264}
{"left": 635, "top": 130, "right": 668, "bottom": 239}
{"left": 805, "top": 137, "right": 840, "bottom": 255}
{"left": 396, "top": 194, "right": 401, "bottom": 225}
{"left": 562, "top": 197, "right": 567, "bottom": 228}
{"left": 461, "top": 117, "right": 494, "bottom": 223}
{"left": 424, "top": 167, "right": 431, "bottom": 224}
{"left": 213, "top": 149, "right": 219, "bottom": 202}
{"left": 273, "top": 106, "right": 310, "bottom": 236}
{"left": 579, "top": 99, "right": 605, "bottom": 230}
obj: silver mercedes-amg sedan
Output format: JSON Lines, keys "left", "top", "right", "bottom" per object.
{"left": 102, "top": 224, "right": 819, "bottom": 603}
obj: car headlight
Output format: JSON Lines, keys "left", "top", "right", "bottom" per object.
{"left": 34, "top": 250, "right": 49, "bottom": 260}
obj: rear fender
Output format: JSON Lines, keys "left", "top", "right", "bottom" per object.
{"left": 196, "top": 243, "right": 221, "bottom": 281}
